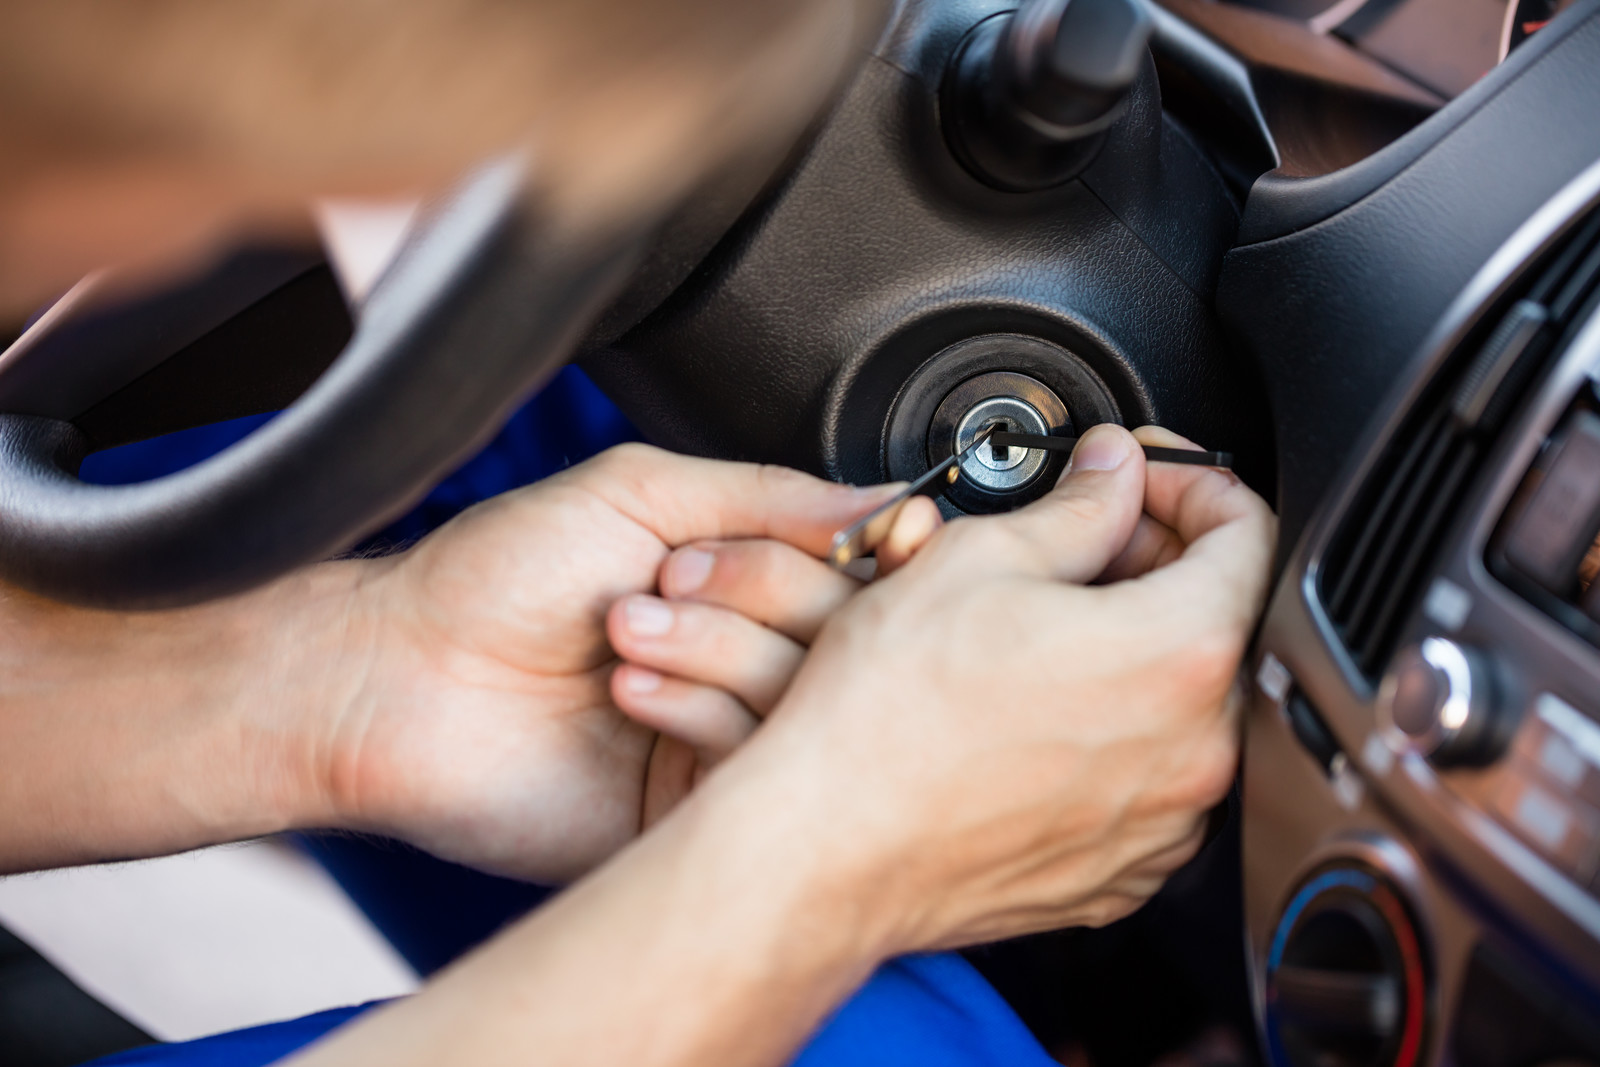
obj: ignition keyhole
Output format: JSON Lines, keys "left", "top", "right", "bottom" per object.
{"left": 988, "top": 421, "right": 1011, "bottom": 463}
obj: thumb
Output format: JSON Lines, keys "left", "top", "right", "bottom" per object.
{"left": 993, "top": 423, "right": 1147, "bottom": 583}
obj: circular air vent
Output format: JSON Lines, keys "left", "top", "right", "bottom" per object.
{"left": 1265, "top": 865, "right": 1429, "bottom": 1067}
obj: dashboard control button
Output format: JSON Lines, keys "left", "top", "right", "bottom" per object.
{"left": 1377, "top": 638, "right": 1497, "bottom": 764}
{"left": 1286, "top": 689, "right": 1341, "bottom": 773}
{"left": 1493, "top": 774, "right": 1600, "bottom": 881}
{"left": 1508, "top": 694, "right": 1600, "bottom": 809}
{"left": 1504, "top": 411, "right": 1600, "bottom": 598}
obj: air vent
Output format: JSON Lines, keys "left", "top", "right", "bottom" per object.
{"left": 1319, "top": 208, "right": 1600, "bottom": 681}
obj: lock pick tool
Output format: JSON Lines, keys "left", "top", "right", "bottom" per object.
{"left": 828, "top": 428, "right": 1233, "bottom": 571}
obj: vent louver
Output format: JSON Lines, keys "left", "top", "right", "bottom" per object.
{"left": 1319, "top": 209, "right": 1600, "bottom": 681}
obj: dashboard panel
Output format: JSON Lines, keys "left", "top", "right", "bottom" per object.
{"left": 1230, "top": 0, "right": 1569, "bottom": 90}
{"left": 1241, "top": 64, "right": 1600, "bottom": 1067}
{"left": 1153, "top": 0, "right": 1579, "bottom": 186}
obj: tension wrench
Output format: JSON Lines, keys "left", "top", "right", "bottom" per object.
{"left": 987, "top": 431, "right": 1233, "bottom": 469}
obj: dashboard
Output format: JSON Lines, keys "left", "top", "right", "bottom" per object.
{"left": 4, "top": 0, "right": 1600, "bottom": 1063}
{"left": 1231, "top": 0, "right": 1569, "bottom": 95}
{"left": 1250, "top": 158, "right": 1600, "bottom": 1067}
{"left": 1218, "top": 0, "right": 1600, "bottom": 1063}
{"left": 1150, "top": 0, "right": 1579, "bottom": 184}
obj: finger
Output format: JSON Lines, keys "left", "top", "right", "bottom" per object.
{"left": 607, "top": 595, "right": 802, "bottom": 714}
{"left": 575, "top": 443, "right": 904, "bottom": 556}
{"left": 1132, "top": 508, "right": 1276, "bottom": 626}
{"left": 660, "top": 540, "right": 860, "bottom": 644}
{"left": 1125, "top": 425, "right": 1277, "bottom": 629}
{"left": 640, "top": 735, "right": 698, "bottom": 831}
{"left": 987, "top": 423, "right": 1148, "bottom": 583}
{"left": 877, "top": 496, "right": 942, "bottom": 576}
{"left": 1131, "top": 425, "right": 1267, "bottom": 546}
{"left": 1111, "top": 819, "right": 1210, "bottom": 888}
{"left": 612, "top": 665, "right": 760, "bottom": 762}
{"left": 1095, "top": 513, "right": 1184, "bottom": 584}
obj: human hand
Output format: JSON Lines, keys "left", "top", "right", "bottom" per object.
{"left": 602, "top": 457, "right": 957, "bottom": 824}
{"left": 670, "top": 423, "right": 1275, "bottom": 951}
{"left": 312, "top": 444, "right": 894, "bottom": 883}
{"left": 604, "top": 535, "right": 863, "bottom": 827}
{"left": 265, "top": 427, "right": 1269, "bottom": 1067}
{"left": 603, "top": 426, "right": 1249, "bottom": 827}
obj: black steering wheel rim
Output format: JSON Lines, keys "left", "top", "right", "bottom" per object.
{"left": 0, "top": 159, "right": 643, "bottom": 609}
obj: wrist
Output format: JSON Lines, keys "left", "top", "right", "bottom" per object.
{"left": 681, "top": 742, "right": 908, "bottom": 970}
{"left": 464, "top": 761, "right": 895, "bottom": 1066}
{"left": 220, "top": 560, "right": 385, "bottom": 836}
{"left": 0, "top": 561, "right": 374, "bottom": 870}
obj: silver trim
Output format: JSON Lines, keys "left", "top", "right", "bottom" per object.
{"left": 1428, "top": 638, "right": 1473, "bottom": 731}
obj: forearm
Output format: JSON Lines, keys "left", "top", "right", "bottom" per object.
{"left": 0, "top": 564, "right": 368, "bottom": 872}
{"left": 289, "top": 762, "right": 889, "bottom": 1067}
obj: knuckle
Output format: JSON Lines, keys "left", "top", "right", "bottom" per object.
{"left": 581, "top": 443, "right": 663, "bottom": 502}
{"left": 826, "top": 584, "right": 897, "bottom": 646}
{"left": 591, "top": 441, "right": 658, "bottom": 476}
{"left": 1168, "top": 735, "right": 1239, "bottom": 811}
{"left": 1081, "top": 892, "right": 1143, "bottom": 929}
{"left": 716, "top": 541, "right": 793, "bottom": 602}
{"left": 1193, "top": 739, "right": 1241, "bottom": 805}
{"left": 1048, "top": 488, "right": 1115, "bottom": 531}
{"left": 752, "top": 462, "right": 815, "bottom": 496}
{"left": 1168, "top": 628, "right": 1246, "bottom": 698}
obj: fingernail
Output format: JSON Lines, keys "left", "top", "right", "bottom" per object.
{"left": 1068, "top": 426, "right": 1131, "bottom": 473}
{"left": 667, "top": 548, "right": 715, "bottom": 594}
{"left": 621, "top": 667, "right": 663, "bottom": 694}
{"left": 624, "top": 596, "right": 674, "bottom": 636}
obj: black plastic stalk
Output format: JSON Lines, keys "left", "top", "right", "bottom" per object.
{"left": 941, "top": 0, "right": 1154, "bottom": 191}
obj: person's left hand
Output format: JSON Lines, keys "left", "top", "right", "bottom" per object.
{"left": 311, "top": 443, "right": 893, "bottom": 883}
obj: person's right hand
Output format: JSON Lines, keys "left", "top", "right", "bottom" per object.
{"left": 636, "top": 423, "right": 1275, "bottom": 950}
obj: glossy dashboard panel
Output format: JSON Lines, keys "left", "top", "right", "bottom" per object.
{"left": 1226, "top": 0, "right": 1578, "bottom": 94}
{"left": 1244, "top": 155, "right": 1600, "bottom": 1066}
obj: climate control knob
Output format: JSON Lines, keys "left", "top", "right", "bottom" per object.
{"left": 1266, "top": 865, "right": 1428, "bottom": 1067}
{"left": 1377, "top": 637, "right": 1498, "bottom": 765}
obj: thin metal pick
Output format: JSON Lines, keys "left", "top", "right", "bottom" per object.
{"left": 828, "top": 425, "right": 996, "bottom": 570}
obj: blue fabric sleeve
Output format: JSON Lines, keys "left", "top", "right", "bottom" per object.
{"left": 792, "top": 954, "right": 1061, "bottom": 1067}
{"left": 87, "top": 954, "right": 1059, "bottom": 1067}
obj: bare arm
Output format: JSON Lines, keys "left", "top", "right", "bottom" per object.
{"left": 293, "top": 768, "right": 884, "bottom": 1067}
{"left": 0, "top": 445, "right": 893, "bottom": 878}
{"left": 0, "top": 567, "right": 356, "bottom": 871}
{"left": 286, "top": 424, "right": 1277, "bottom": 1067}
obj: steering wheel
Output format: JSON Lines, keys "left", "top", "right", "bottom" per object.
{"left": 0, "top": 160, "right": 655, "bottom": 609}
{"left": 0, "top": 0, "right": 889, "bottom": 611}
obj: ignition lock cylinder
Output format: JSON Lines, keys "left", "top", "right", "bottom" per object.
{"left": 926, "top": 369, "right": 1073, "bottom": 512}
{"left": 952, "top": 395, "right": 1054, "bottom": 492}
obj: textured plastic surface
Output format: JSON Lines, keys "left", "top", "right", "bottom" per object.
{"left": 585, "top": 0, "right": 1270, "bottom": 500}
{"left": 1218, "top": 0, "right": 1600, "bottom": 561}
